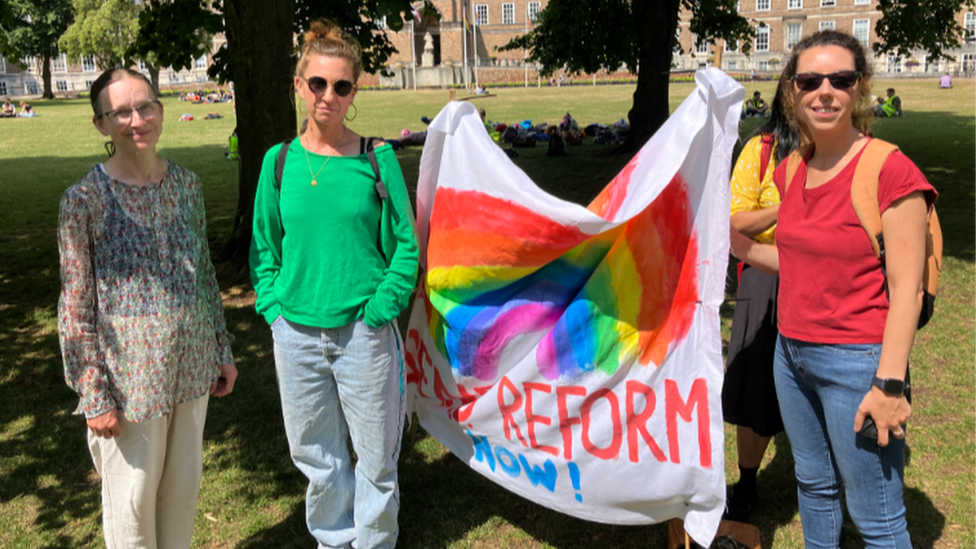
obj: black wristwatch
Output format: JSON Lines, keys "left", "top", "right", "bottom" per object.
{"left": 872, "top": 375, "right": 908, "bottom": 396}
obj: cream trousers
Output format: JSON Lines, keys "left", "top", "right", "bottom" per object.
{"left": 87, "top": 394, "right": 209, "bottom": 549}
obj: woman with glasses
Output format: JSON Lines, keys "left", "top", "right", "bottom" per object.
{"left": 250, "top": 20, "right": 418, "bottom": 549}
{"left": 733, "top": 30, "right": 934, "bottom": 547}
{"left": 57, "top": 68, "right": 238, "bottom": 548}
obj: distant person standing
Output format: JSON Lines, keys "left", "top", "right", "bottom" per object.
{"left": 939, "top": 72, "right": 953, "bottom": 88}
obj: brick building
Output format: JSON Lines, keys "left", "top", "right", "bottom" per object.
{"left": 674, "top": 0, "right": 975, "bottom": 76}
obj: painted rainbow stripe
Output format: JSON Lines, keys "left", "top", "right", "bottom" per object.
{"left": 425, "top": 168, "right": 699, "bottom": 382}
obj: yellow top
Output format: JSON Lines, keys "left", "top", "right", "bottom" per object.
{"left": 730, "top": 134, "right": 781, "bottom": 244}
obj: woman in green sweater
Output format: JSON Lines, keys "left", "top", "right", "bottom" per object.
{"left": 249, "top": 20, "right": 419, "bottom": 549}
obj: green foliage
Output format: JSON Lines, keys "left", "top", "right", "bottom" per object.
{"left": 127, "top": 0, "right": 221, "bottom": 74}
{"left": 501, "top": 0, "right": 754, "bottom": 77}
{"left": 130, "top": 0, "right": 437, "bottom": 83}
{"left": 59, "top": 0, "right": 140, "bottom": 69}
{"left": 5, "top": 0, "right": 73, "bottom": 59}
{"left": 874, "top": 0, "right": 976, "bottom": 61}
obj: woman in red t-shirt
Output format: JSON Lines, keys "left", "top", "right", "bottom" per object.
{"left": 731, "top": 30, "right": 934, "bottom": 548}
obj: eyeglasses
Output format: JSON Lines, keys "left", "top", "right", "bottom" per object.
{"left": 303, "top": 76, "right": 354, "bottom": 97}
{"left": 791, "top": 71, "right": 861, "bottom": 92}
{"left": 101, "top": 101, "right": 161, "bottom": 124}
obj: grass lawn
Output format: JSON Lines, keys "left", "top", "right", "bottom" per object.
{"left": 0, "top": 77, "right": 972, "bottom": 548}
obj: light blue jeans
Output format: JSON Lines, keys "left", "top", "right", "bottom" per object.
{"left": 774, "top": 336, "right": 910, "bottom": 549}
{"left": 272, "top": 317, "right": 405, "bottom": 549}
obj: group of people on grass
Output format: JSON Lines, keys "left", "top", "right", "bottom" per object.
{"left": 2, "top": 98, "right": 35, "bottom": 117}
{"left": 58, "top": 24, "right": 929, "bottom": 549}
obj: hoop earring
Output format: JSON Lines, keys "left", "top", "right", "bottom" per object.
{"left": 344, "top": 103, "right": 358, "bottom": 122}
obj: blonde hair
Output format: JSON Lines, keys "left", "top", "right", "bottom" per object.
{"left": 296, "top": 20, "right": 363, "bottom": 82}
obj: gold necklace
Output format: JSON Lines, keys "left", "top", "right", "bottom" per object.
{"left": 303, "top": 135, "right": 332, "bottom": 186}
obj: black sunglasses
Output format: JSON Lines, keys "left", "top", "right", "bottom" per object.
{"left": 791, "top": 71, "right": 861, "bottom": 92}
{"left": 304, "top": 76, "right": 354, "bottom": 97}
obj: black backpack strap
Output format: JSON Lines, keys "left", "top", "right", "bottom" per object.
{"left": 274, "top": 139, "right": 294, "bottom": 194}
{"left": 366, "top": 137, "right": 388, "bottom": 200}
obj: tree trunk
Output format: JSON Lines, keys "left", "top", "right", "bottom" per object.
{"left": 41, "top": 52, "right": 54, "bottom": 99}
{"left": 147, "top": 64, "right": 160, "bottom": 95}
{"left": 626, "top": 0, "right": 680, "bottom": 150}
{"left": 219, "top": 0, "right": 297, "bottom": 271}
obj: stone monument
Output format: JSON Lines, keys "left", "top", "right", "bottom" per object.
{"left": 422, "top": 32, "right": 435, "bottom": 67}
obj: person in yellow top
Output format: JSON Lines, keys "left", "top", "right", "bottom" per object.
{"left": 723, "top": 78, "right": 800, "bottom": 523}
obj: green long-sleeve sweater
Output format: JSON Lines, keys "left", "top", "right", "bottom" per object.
{"left": 249, "top": 140, "right": 419, "bottom": 328}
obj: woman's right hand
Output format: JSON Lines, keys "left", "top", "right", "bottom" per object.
{"left": 87, "top": 409, "right": 121, "bottom": 438}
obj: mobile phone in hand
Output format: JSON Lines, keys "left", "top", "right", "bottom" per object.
{"left": 858, "top": 416, "right": 879, "bottom": 440}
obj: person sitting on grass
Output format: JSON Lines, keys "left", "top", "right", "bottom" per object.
{"left": 939, "top": 73, "right": 952, "bottom": 89}
{"left": 743, "top": 90, "right": 769, "bottom": 118}
{"left": 18, "top": 102, "right": 36, "bottom": 117}
{"left": 2, "top": 98, "right": 15, "bottom": 117}
{"left": 873, "top": 87, "right": 903, "bottom": 117}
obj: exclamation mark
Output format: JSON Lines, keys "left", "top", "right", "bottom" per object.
{"left": 568, "top": 462, "right": 582, "bottom": 502}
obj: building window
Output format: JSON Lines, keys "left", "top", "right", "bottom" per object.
{"left": 138, "top": 59, "right": 147, "bottom": 71}
{"left": 758, "top": 60, "right": 770, "bottom": 71}
{"left": 673, "top": 27, "right": 681, "bottom": 54}
{"left": 728, "top": 60, "right": 737, "bottom": 70}
{"left": 755, "top": 26, "right": 769, "bottom": 52}
{"left": 696, "top": 35, "right": 709, "bottom": 54}
{"left": 886, "top": 55, "right": 903, "bottom": 72}
{"left": 26, "top": 80, "right": 39, "bottom": 94}
{"left": 725, "top": 39, "right": 738, "bottom": 52}
{"left": 820, "top": 0, "right": 835, "bottom": 6}
{"left": 56, "top": 80, "right": 69, "bottom": 92}
{"left": 194, "top": 55, "right": 207, "bottom": 69}
{"left": 0, "top": 56, "right": 5, "bottom": 73}
{"left": 24, "top": 56, "right": 37, "bottom": 72}
{"left": 963, "top": 52, "right": 975, "bottom": 72}
{"left": 85, "top": 79, "right": 95, "bottom": 89}
{"left": 756, "top": 0, "right": 770, "bottom": 11}
{"left": 853, "top": 19, "right": 870, "bottom": 46}
{"left": 820, "top": 20, "right": 836, "bottom": 31}
{"left": 527, "top": 2, "right": 540, "bottom": 23}
{"left": 475, "top": 4, "right": 488, "bottom": 26}
{"left": 854, "top": 0, "right": 870, "bottom": 4}
{"left": 502, "top": 3, "right": 514, "bottom": 24}
{"left": 375, "top": 16, "right": 386, "bottom": 29}
{"left": 787, "top": 23, "right": 802, "bottom": 49}
{"left": 0, "top": 82, "right": 6, "bottom": 95}
{"left": 965, "top": 13, "right": 975, "bottom": 42}
{"left": 788, "top": 0, "right": 802, "bottom": 8}
{"left": 82, "top": 55, "right": 96, "bottom": 72}
{"left": 52, "top": 53, "right": 67, "bottom": 73}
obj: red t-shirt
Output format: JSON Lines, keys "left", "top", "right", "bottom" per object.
{"left": 773, "top": 144, "right": 937, "bottom": 344}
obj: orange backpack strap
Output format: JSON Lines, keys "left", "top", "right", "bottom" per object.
{"left": 851, "top": 139, "right": 899, "bottom": 260}
{"left": 924, "top": 207, "right": 943, "bottom": 299}
{"left": 783, "top": 143, "right": 814, "bottom": 196}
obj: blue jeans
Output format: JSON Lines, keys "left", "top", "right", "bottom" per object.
{"left": 272, "top": 317, "right": 405, "bottom": 549}
{"left": 774, "top": 336, "right": 910, "bottom": 549}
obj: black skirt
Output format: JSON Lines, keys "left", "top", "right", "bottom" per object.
{"left": 722, "top": 264, "right": 784, "bottom": 437}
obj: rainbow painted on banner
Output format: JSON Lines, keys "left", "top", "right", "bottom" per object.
{"left": 423, "top": 159, "right": 700, "bottom": 382}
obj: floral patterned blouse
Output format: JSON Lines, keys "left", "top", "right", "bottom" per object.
{"left": 57, "top": 162, "right": 234, "bottom": 423}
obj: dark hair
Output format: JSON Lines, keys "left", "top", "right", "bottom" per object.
{"left": 753, "top": 90, "right": 761, "bottom": 96}
{"left": 748, "top": 76, "right": 801, "bottom": 163}
{"left": 89, "top": 68, "right": 157, "bottom": 157}
{"left": 781, "top": 30, "right": 874, "bottom": 136}
{"left": 887, "top": 88, "right": 895, "bottom": 94}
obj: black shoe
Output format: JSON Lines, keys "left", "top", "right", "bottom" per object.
{"left": 723, "top": 483, "right": 757, "bottom": 523}
{"left": 421, "top": 116, "right": 432, "bottom": 125}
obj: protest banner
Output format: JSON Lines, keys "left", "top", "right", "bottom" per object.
{"left": 406, "top": 69, "right": 745, "bottom": 546}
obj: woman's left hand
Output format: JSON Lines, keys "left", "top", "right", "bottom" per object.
{"left": 210, "top": 363, "right": 238, "bottom": 397}
{"left": 854, "top": 387, "right": 911, "bottom": 447}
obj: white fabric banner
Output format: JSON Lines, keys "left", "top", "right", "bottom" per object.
{"left": 406, "top": 69, "right": 744, "bottom": 546}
